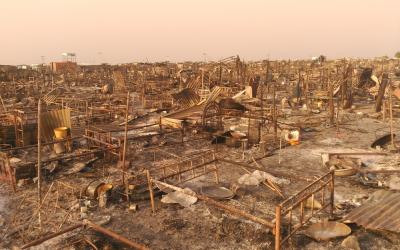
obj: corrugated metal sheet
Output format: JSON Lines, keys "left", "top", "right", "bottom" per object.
{"left": 40, "top": 109, "right": 71, "bottom": 142}
{"left": 204, "top": 86, "right": 222, "bottom": 105}
{"left": 41, "top": 87, "right": 66, "bottom": 105}
{"left": 112, "top": 70, "right": 126, "bottom": 91}
{"left": 165, "top": 104, "right": 205, "bottom": 120}
{"left": 186, "top": 76, "right": 201, "bottom": 89}
{"left": 42, "top": 95, "right": 57, "bottom": 105}
{"left": 343, "top": 191, "right": 400, "bottom": 232}
{"left": 171, "top": 88, "right": 200, "bottom": 109}
{"left": 166, "top": 86, "right": 223, "bottom": 121}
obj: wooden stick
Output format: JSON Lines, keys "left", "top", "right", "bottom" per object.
{"left": 0, "top": 94, "right": 6, "bottom": 112}
{"left": 37, "top": 99, "right": 42, "bottom": 228}
{"left": 146, "top": 170, "right": 155, "bottom": 213}
{"left": 83, "top": 236, "right": 99, "bottom": 250}
{"left": 84, "top": 220, "right": 149, "bottom": 250}
{"left": 251, "top": 156, "right": 284, "bottom": 197}
{"left": 21, "top": 224, "right": 83, "bottom": 249}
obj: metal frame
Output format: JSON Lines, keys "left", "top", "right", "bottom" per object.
{"left": 155, "top": 150, "right": 218, "bottom": 184}
{"left": 13, "top": 109, "right": 37, "bottom": 147}
{"left": 274, "top": 171, "right": 335, "bottom": 249}
{"left": 145, "top": 154, "right": 335, "bottom": 250}
{"left": 84, "top": 128, "right": 122, "bottom": 160}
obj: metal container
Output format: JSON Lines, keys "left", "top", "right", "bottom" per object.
{"left": 54, "top": 127, "right": 68, "bottom": 139}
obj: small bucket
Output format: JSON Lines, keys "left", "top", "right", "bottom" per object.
{"left": 54, "top": 127, "right": 69, "bottom": 139}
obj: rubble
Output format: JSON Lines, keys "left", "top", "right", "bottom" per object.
{"left": 341, "top": 235, "right": 361, "bottom": 250}
{"left": 0, "top": 56, "right": 399, "bottom": 250}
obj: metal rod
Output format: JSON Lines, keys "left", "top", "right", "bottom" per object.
{"left": 84, "top": 220, "right": 149, "bottom": 250}
{"left": 21, "top": 224, "right": 83, "bottom": 249}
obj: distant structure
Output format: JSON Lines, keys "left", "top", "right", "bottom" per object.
{"left": 50, "top": 52, "right": 78, "bottom": 73}
{"left": 61, "top": 52, "right": 77, "bottom": 62}
{"left": 311, "top": 55, "right": 326, "bottom": 65}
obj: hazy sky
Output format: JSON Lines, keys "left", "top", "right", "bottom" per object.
{"left": 1, "top": 0, "right": 399, "bottom": 65}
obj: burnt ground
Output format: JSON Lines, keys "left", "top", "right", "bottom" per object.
{"left": 1, "top": 104, "right": 400, "bottom": 250}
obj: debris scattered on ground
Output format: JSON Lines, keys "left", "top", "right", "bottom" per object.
{"left": 161, "top": 188, "right": 198, "bottom": 207}
{"left": 0, "top": 56, "right": 399, "bottom": 250}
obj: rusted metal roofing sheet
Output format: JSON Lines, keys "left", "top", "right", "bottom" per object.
{"left": 40, "top": 109, "right": 71, "bottom": 142}
{"left": 343, "top": 191, "right": 400, "bottom": 232}
{"left": 186, "top": 76, "right": 201, "bottom": 89}
{"left": 165, "top": 104, "right": 205, "bottom": 120}
{"left": 171, "top": 88, "right": 200, "bottom": 109}
{"left": 41, "top": 87, "right": 66, "bottom": 105}
{"left": 205, "top": 86, "right": 222, "bottom": 105}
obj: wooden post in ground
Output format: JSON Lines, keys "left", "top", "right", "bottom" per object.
{"left": 275, "top": 206, "right": 281, "bottom": 250}
{"left": 37, "top": 99, "right": 42, "bottom": 227}
{"left": 375, "top": 73, "right": 389, "bottom": 112}
{"left": 0, "top": 95, "right": 6, "bottom": 112}
{"left": 122, "top": 92, "right": 130, "bottom": 202}
{"left": 305, "top": 71, "right": 309, "bottom": 111}
{"left": 330, "top": 171, "right": 335, "bottom": 218}
{"left": 146, "top": 170, "right": 155, "bottom": 213}
{"left": 272, "top": 81, "right": 277, "bottom": 141}
{"left": 389, "top": 80, "right": 395, "bottom": 147}
{"left": 329, "top": 82, "right": 334, "bottom": 125}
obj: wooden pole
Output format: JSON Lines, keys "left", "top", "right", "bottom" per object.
{"left": 389, "top": 80, "right": 395, "bottom": 147}
{"left": 329, "top": 171, "right": 335, "bottom": 218}
{"left": 0, "top": 95, "right": 6, "bottom": 112}
{"left": 273, "top": 81, "right": 277, "bottom": 141}
{"left": 146, "top": 170, "right": 155, "bottom": 213}
{"left": 219, "top": 62, "right": 223, "bottom": 84}
{"left": 247, "top": 111, "right": 251, "bottom": 145}
{"left": 275, "top": 206, "right": 281, "bottom": 250}
{"left": 122, "top": 92, "right": 130, "bottom": 202}
{"left": 21, "top": 224, "right": 84, "bottom": 249}
{"left": 37, "top": 99, "right": 42, "bottom": 227}
{"left": 375, "top": 73, "right": 389, "bottom": 112}
{"left": 201, "top": 70, "right": 204, "bottom": 100}
{"left": 13, "top": 76, "right": 16, "bottom": 96}
{"left": 329, "top": 82, "right": 334, "bottom": 125}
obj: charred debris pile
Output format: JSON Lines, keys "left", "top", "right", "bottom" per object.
{"left": 1, "top": 57, "right": 400, "bottom": 249}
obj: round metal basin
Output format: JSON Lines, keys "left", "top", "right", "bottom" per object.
{"left": 200, "top": 186, "right": 234, "bottom": 200}
{"left": 305, "top": 221, "right": 351, "bottom": 241}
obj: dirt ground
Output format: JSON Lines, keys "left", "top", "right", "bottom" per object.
{"left": 1, "top": 102, "right": 400, "bottom": 250}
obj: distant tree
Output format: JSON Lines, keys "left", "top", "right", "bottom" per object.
{"left": 395, "top": 51, "right": 400, "bottom": 59}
